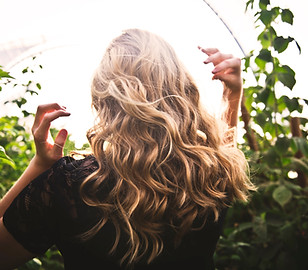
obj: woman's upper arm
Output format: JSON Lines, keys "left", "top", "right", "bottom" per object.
{"left": 0, "top": 218, "right": 35, "bottom": 270}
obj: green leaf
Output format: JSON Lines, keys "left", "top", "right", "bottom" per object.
{"left": 255, "top": 112, "right": 267, "bottom": 126}
{"left": 266, "top": 88, "right": 276, "bottom": 106}
{"left": 277, "top": 96, "right": 287, "bottom": 111}
{"left": 259, "top": 0, "right": 270, "bottom": 9}
{"left": 281, "top": 9, "right": 294, "bottom": 25}
{"left": 295, "top": 40, "right": 301, "bottom": 54}
{"left": 258, "top": 87, "right": 270, "bottom": 104}
{"left": 283, "top": 96, "right": 302, "bottom": 113}
{"left": 259, "top": 8, "right": 279, "bottom": 26}
{"left": 274, "top": 36, "right": 294, "bottom": 53}
{"left": 290, "top": 158, "right": 308, "bottom": 175}
{"left": 253, "top": 216, "right": 267, "bottom": 241}
{"left": 255, "top": 49, "right": 273, "bottom": 70}
{"left": 24, "top": 258, "right": 42, "bottom": 269}
{"left": 273, "top": 185, "right": 292, "bottom": 207}
{"left": 26, "top": 89, "right": 39, "bottom": 96}
{"left": 258, "top": 27, "right": 277, "bottom": 49}
{"left": 0, "top": 146, "right": 16, "bottom": 168}
{"left": 299, "top": 117, "right": 308, "bottom": 129}
{"left": 22, "top": 110, "right": 31, "bottom": 117}
{"left": 12, "top": 97, "right": 27, "bottom": 108}
{"left": 258, "top": 32, "right": 270, "bottom": 49}
{"left": 25, "top": 80, "right": 32, "bottom": 87}
{"left": 292, "top": 137, "right": 308, "bottom": 157}
{"left": 263, "top": 147, "right": 280, "bottom": 164}
{"left": 257, "top": 49, "right": 273, "bottom": 62}
{"left": 259, "top": 10, "right": 273, "bottom": 26}
{"left": 243, "top": 55, "right": 251, "bottom": 72}
{"left": 265, "top": 73, "right": 276, "bottom": 88}
{"left": 276, "top": 65, "right": 296, "bottom": 90}
{"left": 0, "top": 68, "right": 14, "bottom": 79}
{"left": 275, "top": 137, "right": 290, "bottom": 154}
{"left": 278, "top": 72, "right": 296, "bottom": 90}
{"left": 245, "top": 0, "right": 254, "bottom": 11}
{"left": 36, "top": 83, "right": 41, "bottom": 90}
{"left": 255, "top": 58, "right": 266, "bottom": 70}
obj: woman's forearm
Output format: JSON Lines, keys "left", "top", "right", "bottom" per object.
{"left": 224, "top": 89, "right": 243, "bottom": 128}
{"left": 0, "top": 156, "right": 49, "bottom": 218}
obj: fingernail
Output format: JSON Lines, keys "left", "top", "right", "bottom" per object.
{"left": 204, "top": 59, "right": 210, "bottom": 64}
{"left": 212, "top": 67, "right": 218, "bottom": 74}
{"left": 59, "top": 129, "right": 68, "bottom": 138}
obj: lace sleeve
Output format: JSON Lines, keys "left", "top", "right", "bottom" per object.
{"left": 2, "top": 157, "right": 73, "bottom": 255}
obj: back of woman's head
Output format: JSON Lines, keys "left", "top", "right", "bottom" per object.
{"left": 82, "top": 28, "right": 254, "bottom": 265}
{"left": 91, "top": 28, "right": 203, "bottom": 133}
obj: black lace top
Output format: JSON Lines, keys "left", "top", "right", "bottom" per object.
{"left": 3, "top": 155, "right": 226, "bottom": 270}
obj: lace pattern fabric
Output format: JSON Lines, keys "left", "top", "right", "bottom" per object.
{"left": 3, "top": 155, "right": 226, "bottom": 269}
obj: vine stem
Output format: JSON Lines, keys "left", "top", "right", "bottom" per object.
{"left": 202, "top": 0, "right": 247, "bottom": 56}
{"left": 202, "top": 0, "right": 260, "bottom": 151}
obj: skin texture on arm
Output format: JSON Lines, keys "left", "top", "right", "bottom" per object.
{"left": 199, "top": 47, "right": 243, "bottom": 128}
{"left": 0, "top": 103, "right": 70, "bottom": 270}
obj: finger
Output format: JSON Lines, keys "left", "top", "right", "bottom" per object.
{"left": 212, "top": 58, "right": 241, "bottom": 75}
{"left": 32, "top": 103, "right": 66, "bottom": 131}
{"left": 212, "top": 72, "right": 242, "bottom": 89}
{"left": 204, "top": 52, "right": 234, "bottom": 66}
{"left": 198, "top": 47, "right": 219, "bottom": 56}
{"left": 212, "top": 73, "right": 228, "bottom": 81}
{"left": 52, "top": 129, "right": 68, "bottom": 157}
{"left": 33, "top": 110, "right": 71, "bottom": 141}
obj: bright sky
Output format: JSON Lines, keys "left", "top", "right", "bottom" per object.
{"left": 0, "top": 0, "right": 307, "bottom": 146}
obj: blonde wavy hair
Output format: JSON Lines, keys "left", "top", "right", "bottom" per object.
{"left": 80, "top": 29, "right": 254, "bottom": 265}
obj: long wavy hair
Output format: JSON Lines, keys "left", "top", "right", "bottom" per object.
{"left": 80, "top": 29, "right": 255, "bottom": 265}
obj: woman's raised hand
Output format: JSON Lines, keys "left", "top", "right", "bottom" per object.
{"left": 0, "top": 104, "right": 70, "bottom": 218}
{"left": 198, "top": 47, "right": 243, "bottom": 99}
{"left": 31, "top": 103, "right": 70, "bottom": 170}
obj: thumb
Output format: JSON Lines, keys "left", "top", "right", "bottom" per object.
{"left": 53, "top": 129, "right": 68, "bottom": 157}
{"left": 212, "top": 73, "right": 225, "bottom": 81}
{"left": 212, "top": 73, "right": 234, "bottom": 85}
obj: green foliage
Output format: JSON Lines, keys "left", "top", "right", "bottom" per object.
{"left": 0, "top": 145, "right": 15, "bottom": 169}
{"left": 0, "top": 59, "right": 43, "bottom": 194}
{"left": 1, "top": 1, "right": 307, "bottom": 269}
{"left": 215, "top": 1, "right": 308, "bottom": 269}
{"left": 0, "top": 62, "right": 85, "bottom": 269}
{"left": 0, "top": 67, "right": 16, "bottom": 166}
{"left": 0, "top": 66, "right": 14, "bottom": 81}
{"left": 0, "top": 116, "right": 34, "bottom": 196}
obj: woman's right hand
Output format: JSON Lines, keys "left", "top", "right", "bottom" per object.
{"left": 198, "top": 47, "right": 243, "bottom": 99}
{"left": 31, "top": 103, "right": 70, "bottom": 170}
{"left": 198, "top": 47, "right": 243, "bottom": 128}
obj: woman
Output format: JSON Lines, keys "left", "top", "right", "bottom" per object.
{"left": 0, "top": 29, "right": 254, "bottom": 269}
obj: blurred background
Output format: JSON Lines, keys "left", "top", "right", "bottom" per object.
{"left": 0, "top": 0, "right": 306, "bottom": 146}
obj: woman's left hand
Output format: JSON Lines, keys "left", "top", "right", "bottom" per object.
{"left": 198, "top": 47, "right": 243, "bottom": 99}
{"left": 31, "top": 103, "right": 71, "bottom": 170}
